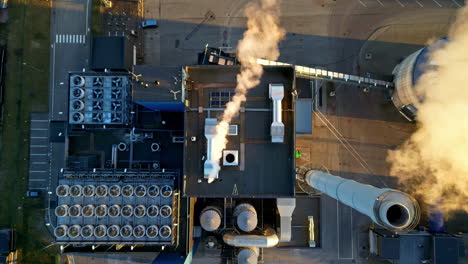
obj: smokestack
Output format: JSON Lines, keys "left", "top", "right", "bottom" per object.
{"left": 305, "top": 170, "right": 420, "bottom": 232}
{"left": 204, "top": 118, "right": 219, "bottom": 183}
{"left": 269, "top": 83, "right": 284, "bottom": 143}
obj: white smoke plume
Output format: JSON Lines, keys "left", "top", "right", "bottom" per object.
{"left": 388, "top": 6, "right": 468, "bottom": 216}
{"left": 208, "top": 0, "right": 285, "bottom": 181}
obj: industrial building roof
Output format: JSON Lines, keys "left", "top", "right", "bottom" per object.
{"left": 91, "top": 36, "right": 130, "bottom": 70}
{"left": 183, "top": 66, "right": 296, "bottom": 197}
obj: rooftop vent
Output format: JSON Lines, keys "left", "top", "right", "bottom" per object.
{"left": 95, "top": 205, "right": 108, "bottom": 217}
{"left": 71, "top": 112, "right": 85, "bottom": 123}
{"left": 133, "top": 225, "right": 146, "bottom": 238}
{"left": 81, "top": 225, "right": 94, "bottom": 238}
{"left": 109, "top": 185, "right": 121, "bottom": 197}
{"left": 108, "top": 205, "right": 121, "bottom": 217}
{"left": 69, "top": 185, "right": 83, "bottom": 197}
{"left": 148, "top": 185, "right": 160, "bottom": 197}
{"left": 146, "top": 225, "right": 159, "bottom": 238}
{"left": 93, "top": 77, "right": 103, "bottom": 87}
{"left": 68, "top": 225, "right": 81, "bottom": 238}
{"left": 111, "top": 89, "right": 122, "bottom": 99}
{"left": 147, "top": 205, "right": 159, "bottom": 218}
{"left": 83, "top": 185, "right": 95, "bottom": 197}
{"left": 122, "top": 185, "right": 134, "bottom": 197}
{"left": 107, "top": 225, "right": 120, "bottom": 238}
{"left": 68, "top": 205, "right": 82, "bottom": 217}
{"left": 269, "top": 83, "right": 285, "bottom": 143}
{"left": 111, "top": 77, "right": 122, "bottom": 87}
{"left": 96, "top": 185, "right": 108, "bottom": 197}
{"left": 223, "top": 150, "right": 239, "bottom": 166}
{"left": 72, "top": 75, "right": 85, "bottom": 87}
{"left": 160, "top": 205, "right": 172, "bottom": 218}
{"left": 121, "top": 205, "right": 133, "bottom": 217}
{"left": 134, "top": 205, "right": 146, "bottom": 218}
{"left": 54, "top": 225, "right": 68, "bottom": 238}
{"left": 94, "top": 225, "right": 107, "bottom": 238}
{"left": 56, "top": 185, "right": 69, "bottom": 197}
{"left": 120, "top": 225, "right": 133, "bottom": 238}
{"left": 55, "top": 205, "right": 68, "bottom": 217}
{"left": 82, "top": 204, "right": 95, "bottom": 217}
{"left": 135, "top": 185, "right": 146, "bottom": 197}
{"left": 159, "top": 225, "right": 172, "bottom": 239}
{"left": 71, "top": 100, "right": 85, "bottom": 111}
{"left": 92, "top": 89, "right": 104, "bottom": 99}
{"left": 161, "top": 185, "right": 173, "bottom": 198}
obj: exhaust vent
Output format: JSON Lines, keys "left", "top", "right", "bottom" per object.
{"left": 148, "top": 185, "right": 160, "bottom": 197}
{"left": 133, "top": 225, "right": 146, "bottom": 238}
{"left": 68, "top": 205, "right": 81, "bottom": 217}
{"left": 71, "top": 75, "right": 85, "bottom": 87}
{"left": 135, "top": 185, "right": 146, "bottom": 197}
{"left": 147, "top": 205, "right": 159, "bottom": 218}
{"left": 122, "top": 185, "right": 134, "bottom": 197}
{"left": 134, "top": 205, "right": 146, "bottom": 218}
{"left": 160, "top": 205, "right": 172, "bottom": 218}
{"left": 82, "top": 204, "right": 95, "bottom": 217}
{"left": 96, "top": 185, "right": 108, "bottom": 197}
{"left": 120, "top": 225, "right": 133, "bottom": 238}
{"left": 108, "top": 205, "right": 121, "bottom": 217}
{"left": 71, "top": 100, "right": 85, "bottom": 111}
{"left": 223, "top": 150, "right": 239, "bottom": 166}
{"left": 95, "top": 205, "right": 108, "bottom": 217}
{"left": 269, "top": 83, "right": 285, "bottom": 143}
{"left": 107, "top": 225, "right": 120, "bottom": 238}
{"left": 159, "top": 225, "right": 172, "bottom": 238}
{"left": 56, "top": 185, "right": 69, "bottom": 197}
{"left": 54, "top": 225, "right": 68, "bottom": 238}
{"left": 69, "top": 185, "right": 83, "bottom": 197}
{"left": 81, "top": 225, "right": 94, "bottom": 238}
{"left": 94, "top": 225, "right": 107, "bottom": 238}
{"left": 55, "top": 205, "right": 68, "bottom": 217}
{"left": 83, "top": 185, "right": 95, "bottom": 197}
{"left": 146, "top": 225, "right": 159, "bottom": 238}
{"left": 121, "top": 205, "right": 133, "bottom": 217}
{"left": 109, "top": 185, "right": 121, "bottom": 197}
{"left": 160, "top": 185, "right": 173, "bottom": 198}
{"left": 71, "top": 87, "right": 85, "bottom": 99}
{"left": 71, "top": 112, "right": 85, "bottom": 123}
{"left": 67, "top": 225, "right": 81, "bottom": 238}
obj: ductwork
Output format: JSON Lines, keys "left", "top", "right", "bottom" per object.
{"left": 276, "top": 198, "right": 295, "bottom": 241}
{"left": 223, "top": 228, "right": 279, "bottom": 248}
{"left": 204, "top": 118, "right": 219, "bottom": 183}
{"left": 305, "top": 170, "right": 420, "bottom": 232}
{"left": 234, "top": 204, "right": 258, "bottom": 232}
{"left": 269, "top": 84, "right": 284, "bottom": 143}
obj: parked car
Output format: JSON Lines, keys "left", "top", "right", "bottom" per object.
{"left": 141, "top": 20, "right": 158, "bottom": 29}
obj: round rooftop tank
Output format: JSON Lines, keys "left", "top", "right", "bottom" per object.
{"left": 68, "top": 204, "right": 82, "bottom": 217}
{"left": 56, "top": 185, "right": 70, "bottom": 197}
{"left": 107, "top": 225, "right": 120, "bottom": 238}
{"left": 160, "top": 205, "right": 172, "bottom": 218}
{"left": 146, "top": 225, "right": 159, "bottom": 238}
{"left": 134, "top": 205, "right": 146, "bottom": 218}
{"left": 122, "top": 185, "right": 134, "bottom": 197}
{"left": 81, "top": 225, "right": 94, "bottom": 238}
{"left": 233, "top": 203, "right": 258, "bottom": 232}
{"left": 147, "top": 205, "right": 159, "bottom": 218}
{"left": 95, "top": 205, "right": 108, "bottom": 217}
{"left": 96, "top": 185, "right": 108, "bottom": 197}
{"left": 54, "top": 225, "right": 68, "bottom": 238}
{"left": 109, "top": 185, "right": 121, "bottom": 197}
{"left": 83, "top": 185, "right": 96, "bottom": 197}
{"left": 135, "top": 185, "right": 146, "bottom": 197}
{"left": 82, "top": 204, "right": 95, "bottom": 217}
{"left": 108, "top": 205, "right": 121, "bottom": 217}
{"left": 200, "top": 206, "right": 222, "bottom": 232}
{"left": 55, "top": 205, "right": 68, "bottom": 217}
{"left": 161, "top": 185, "right": 173, "bottom": 198}
{"left": 69, "top": 185, "right": 83, "bottom": 197}
{"left": 133, "top": 225, "right": 146, "bottom": 238}
{"left": 67, "top": 225, "right": 81, "bottom": 238}
{"left": 148, "top": 185, "right": 160, "bottom": 197}
{"left": 94, "top": 225, "right": 107, "bottom": 238}
{"left": 121, "top": 205, "right": 133, "bottom": 217}
{"left": 120, "top": 225, "right": 133, "bottom": 238}
{"left": 159, "top": 225, "right": 172, "bottom": 239}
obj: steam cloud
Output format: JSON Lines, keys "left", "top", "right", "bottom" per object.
{"left": 208, "top": 0, "right": 285, "bottom": 181}
{"left": 388, "top": 6, "right": 468, "bottom": 216}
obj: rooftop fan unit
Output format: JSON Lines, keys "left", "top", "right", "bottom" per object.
{"left": 161, "top": 185, "right": 173, "bottom": 198}
{"left": 92, "top": 89, "right": 104, "bottom": 99}
{"left": 72, "top": 75, "right": 85, "bottom": 87}
{"left": 92, "top": 113, "right": 103, "bottom": 123}
{"left": 111, "top": 113, "right": 122, "bottom": 123}
{"left": 92, "top": 101, "right": 103, "bottom": 110}
{"left": 93, "top": 77, "right": 103, "bottom": 87}
{"left": 111, "top": 101, "right": 122, "bottom": 111}
{"left": 71, "top": 88, "right": 85, "bottom": 99}
{"left": 71, "top": 100, "right": 85, "bottom": 111}
{"left": 71, "top": 112, "right": 85, "bottom": 123}
{"left": 111, "top": 77, "right": 122, "bottom": 87}
{"left": 111, "top": 89, "right": 122, "bottom": 99}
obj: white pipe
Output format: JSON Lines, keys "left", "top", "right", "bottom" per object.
{"left": 269, "top": 84, "right": 284, "bottom": 143}
{"left": 223, "top": 228, "right": 279, "bottom": 248}
{"left": 305, "top": 170, "right": 420, "bottom": 232}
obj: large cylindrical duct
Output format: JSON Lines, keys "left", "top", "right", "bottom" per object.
{"left": 69, "top": 185, "right": 83, "bottom": 197}
{"left": 95, "top": 205, "right": 108, "bottom": 217}
{"left": 120, "top": 225, "right": 133, "bottom": 238}
{"left": 146, "top": 225, "right": 159, "bottom": 238}
{"left": 159, "top": 225, "right": 172, "bottom": 239}
{"left": 94, "top": 225, "right": 107, "bottom": 238}
{"left": 122, "top": 185, "right": 134, "bottom": 197}
{"left": 107, "top": 225, "right": 120, "bottom": 238}
{"left": 135, "top": 185, "right": 147, "bottom": 197}
{"left": 83, "top": 185, "right": 96, "bottom": 197}
{"left": 81, "top": 225, "right": 94, "bottom": 238}
{"left": 305, "top": 170, "right": 420, "bottom": 232}
{"left": 121, "top": 205, "right": 133, "bottom": 217}
{"left": 147, "top": 205, "right": 159, "bottom": 218}
{"left": 96, "top": 185, "right": 108, "bottom": 197}
{"left": 82, "top": 205, "right": 95, "bottom": 217}
{"left": 148, "top": 185, "right": 160, "bottom": 197}
{"left": 109, "top": 185, "right": 121, "bottom": 197}
{"left": 234, "top": 204, "right": 258, "bottom": 232}
{"left": 68, "top": 205, "right": 82, "bottom": 217}
{"left": 54, "top": 225, "right": 68, "bottom": 238}
{"left": 56, "top": 185, "right": 69, "bottom": 197}
{"left": 238, "top": 248, "right": 259, "bottom": 264}
{"left": 67, "top": 225, "right": 81, "bottom": 238}
{"left": 223, "top": 228, "right": 279, "bottom": 248}
{"left": 134, "top": 205, "right": 146, "bottom": 218}
{"left": 55, "top": 205, "right": 68, "bottom": 217}
{"left": 108, "top": 205, "right": 121, "bottom": 217}
{"left": 200, "top": 206, "right": 222, "bottom": 232}
{"left": 133, "top": 225, "right": 146, "bottom": 238}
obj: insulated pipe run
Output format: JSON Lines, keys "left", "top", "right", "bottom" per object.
{"left": 223, "top": 228, "right": 279, "bottom": 248}
{"left": 305, "top": 170, "right": 420, "bottom": 232}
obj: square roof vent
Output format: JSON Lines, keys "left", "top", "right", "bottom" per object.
{"left": 228, "top": 125, "right": 238, "bottom": 136}
{"left": 223, "top": 150, "right": 238, "bottom": 166}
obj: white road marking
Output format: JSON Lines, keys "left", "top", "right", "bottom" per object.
{"left": 415, "top": 0, "right": 423, "bottom": 7}
{"left": 375, "top": 0, "right": 384, "bottom": 6}
{"left": 452, "top": 0, "right": 462, "bottom": 7}
{"left": 432, "top": 0, "right": 442, "bottom": 7}
{"left": 55, "top": 34, "right": 86, "bottom": 44}
{"left": 395, "top": 0, "right": 405, "bottom": 7}
{"left": 358, "top": 0, "right": 368, "bottom": 7}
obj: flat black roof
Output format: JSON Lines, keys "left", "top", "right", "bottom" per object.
{"left": 91, "top": 36, "right": 129, "bottom": 70}
{"left": 183, "top": 66, "right": 296, "bottom": 197}
{"left": 132, "top": 65, "right": 183, "bottom": 103}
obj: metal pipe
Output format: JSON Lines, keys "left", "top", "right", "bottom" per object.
{"left": 223, "top": 228, "right": 279, "bottom": 248}
{"left": 305, "top": 170, "right": 420, "bottom": 232}
{"left": 111, "top": 145, "right": 118, "bottom": 169}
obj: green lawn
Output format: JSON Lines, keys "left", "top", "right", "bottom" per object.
{"left": 0, "top": 0, "right": 57, "bottom": 262}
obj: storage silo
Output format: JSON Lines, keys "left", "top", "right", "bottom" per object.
{"left": 391, "top": 39, "right": 447, "bottom": 121}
